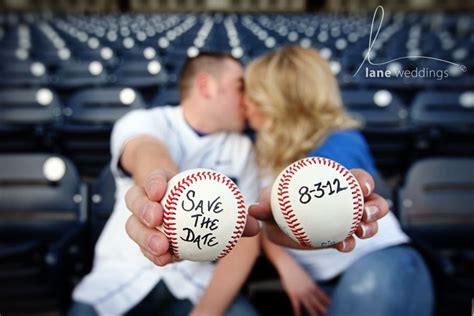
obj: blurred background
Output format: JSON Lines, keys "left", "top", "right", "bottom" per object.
{"left": 0, "top": 0, "right": 472, "bottom": 315}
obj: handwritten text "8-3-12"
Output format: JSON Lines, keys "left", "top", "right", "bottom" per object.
{"left": 298, "top": 178, "right": 348, "bottom": 204}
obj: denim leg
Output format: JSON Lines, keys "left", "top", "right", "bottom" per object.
{"left": 67, "top": 301, "right": 98, "bottom": 316}
{"left": 327, "top": 245, "right": 434, "bottom": 316}
{"left": 225, "top": 294, "right": 260, "bottom": 316}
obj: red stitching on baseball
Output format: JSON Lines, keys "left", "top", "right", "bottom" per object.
{"left": 278, "top": 159, "right": 313, "bottom": 248}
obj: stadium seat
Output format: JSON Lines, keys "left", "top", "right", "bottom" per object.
{"left": 0, "top": 154, "right": 87, "bottom": 314}
{"left": 150, "top": 88, "right": 180, "bottom": 107}
{"left": 51, "top": 60, "right": 109, "bottom": 89}
{"left": 89, "top": 165, "right": 115, "bottom": 247}
{"left": 398, "top": 158, "right": 474, "bottom": 315}
{"left": 399, "top": 158, "right": 474, "bottom": 248}
{"left": 55, "top": 87, "right": 146, "bottom": 178}
{"left": 0, "top": 87, "right": 62, "bottom": 153}
{"left": 0, "top": 61, "right": 49, "bottom": 86}
{"left": 112, "top": 59, "right": 168, "bottom": 88}
{"left": 411, "top": 90, "right": 474, "bottom": 157}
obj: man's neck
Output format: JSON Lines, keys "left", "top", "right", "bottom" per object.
{"left": 181, "top": 99, "right": 220, "bottom": 134}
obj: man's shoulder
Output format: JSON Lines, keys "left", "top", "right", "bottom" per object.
{"left": 128, "top": 105, "right": 180, "bottom": 117}
{"left": 117, "top": 105, "right": 181, "bottom": 125}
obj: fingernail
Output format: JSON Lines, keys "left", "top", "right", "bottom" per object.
{"left": 148, "top": 235, "right": 161, "bottom": 255}
{"left": 365, "top": 206, "right": 379, "bottom": 221}
{"left": 141, "top": 204, "right": 153, "bottom": 226}
{"left": 148, "top": 181, "right": 161, "bottom": 195}
{"left": 248, "top": 203, "right": 260, "bottom": 213}
{"left": 341, "top": 240, "right": 346, "bottom": 250}
{"left": 365, "top": 182, "right": 372, "bottom": 195}
{"left": 361, "top": 224, "right": 372, "bottom": 238}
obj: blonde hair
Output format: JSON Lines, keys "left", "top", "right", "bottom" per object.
{"left": 245, "top": 46, "right": 361, "bottom": 176}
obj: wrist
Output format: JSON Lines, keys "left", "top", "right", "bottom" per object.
{"left": 191, "top": 304, "right": 223, "bottom": 316}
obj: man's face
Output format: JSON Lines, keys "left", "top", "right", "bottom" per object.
{"left": 213, "top": 59, "right": 246, "bottom": 132}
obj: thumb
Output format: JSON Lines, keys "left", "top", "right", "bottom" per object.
{"left": 248, "top": 186, "right": 273, "bottom": 221}
{"left": 144, "top": 169, "right": 176, "bottom": 202}
{"left": 242, "top": 213, "right": 260, "bottom": 237}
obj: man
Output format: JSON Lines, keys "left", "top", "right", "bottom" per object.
{"left": 70, "top": 52, "right": 261, "bottom": 316}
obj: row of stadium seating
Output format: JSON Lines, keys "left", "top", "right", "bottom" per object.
{"left": 1, "top": 11, "right": 473, "bottom": 89}
{"left": 0, "top": 153, "right": 472, "bottom": 315}
{"left": 1, "top": 87, "right": 473, "bottom": 177}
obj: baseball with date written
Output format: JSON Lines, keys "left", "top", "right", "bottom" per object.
{"left": 271, "top": 157, "right": 364, "bottom": 248}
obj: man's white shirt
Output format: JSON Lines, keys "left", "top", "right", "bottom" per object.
{"left": 73, "top": 106, "right": 259, "bottom": 315}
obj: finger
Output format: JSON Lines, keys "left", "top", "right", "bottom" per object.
{"left": 334, "top": 236, "right": 356, "bottom": 252}
{"left": 140, "top": 248, "right": 174, "bottom": 267}
{"left": 289, "top": 295, "right": 301, "bottom": 316}
{"left": 313, "top": 286, "right": 331, "bottom": 306}
{"left": 350, "top": 169, "right": 374, "bottom": 197}
{"left": 248, "top": 201, "right": 272, "bottom": 221}
{"left": 362, "top": 193, "right": 389, "bottom": 223}
{"left": 144, "top": 169, "right": 176, "bottom": 202}
{"left": 301, "top": 296, "right": 320, "bottom": 316}
{"left": 125, "top": 215, "right": 169, "bottom": 257}
{"left": 243, "top": 214, "right": 260, "bottom": 237}
{"left": 356, "top": 222, "right": 379, "bottom": 239}
{"left": 125, "top": 185, "right": 164, "bottom": 228}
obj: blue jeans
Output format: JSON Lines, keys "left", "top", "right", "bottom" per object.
{"left": 315, "top": 245, "right": 434, "bottom": 316}
{"left": 68, "top": 280, "right": 259, "bottom": 316}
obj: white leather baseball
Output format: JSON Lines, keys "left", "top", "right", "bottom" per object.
{"left": 161, "top": 168, "right": 247, "bottom": 261}
{"left": 271, "top": 157, "right": 364, "bottom": 248}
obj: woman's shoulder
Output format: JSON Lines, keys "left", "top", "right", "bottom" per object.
{"left": 325, "top": 129, "right": 365, "bottom": 143}
{"left": 309, "top": 129, "right": 376, "bottom": 172}
{"left": 318, "top": 129, "right": 368, "bottom": 150}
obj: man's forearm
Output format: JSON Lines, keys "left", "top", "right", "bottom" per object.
{"left": 120, "top": 135, "right": 178, "bottom": 186}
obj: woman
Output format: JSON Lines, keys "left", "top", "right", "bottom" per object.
{"left": 244, "top": 46, "right": 434, "bottom": 316}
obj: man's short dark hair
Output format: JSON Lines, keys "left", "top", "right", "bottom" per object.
{"left": 178, "top": 52, "right": 240, "bottom": 101}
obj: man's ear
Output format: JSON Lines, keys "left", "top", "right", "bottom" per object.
{"left": 196, "top": 72, "right": 217, "bottom": 99}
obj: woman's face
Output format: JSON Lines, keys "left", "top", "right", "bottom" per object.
{"left": 243, "top": 94, "right": 266, "bottom": 131}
